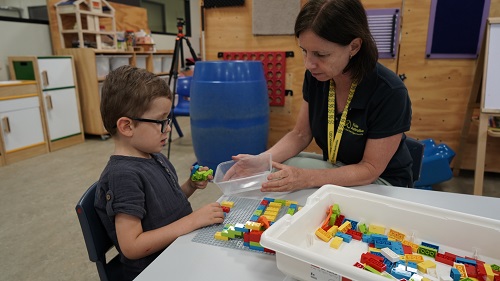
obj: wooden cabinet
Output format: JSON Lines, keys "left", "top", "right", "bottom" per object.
{"left": 0, "top": 81, "right": 49, "bottom": 164}
{"left": 9, "top": 56, "right": 85, "bottom": 152}
{"left": 55, "top": 48, "right": 173, "bottom": 137}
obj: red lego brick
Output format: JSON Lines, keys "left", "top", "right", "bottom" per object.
{"left": 221, "top": 206, "right": 230, "bottom": 213}
{"left": 334, "top": 215, "right": 345, "bottom": 227}
{"left": 346, "top": 229, "right": 362, "bottom": 240}
{"left": 403, "top": 245, "right": 413, "bottom": 255}
{"left": 465, "top": 264, "right": 477, "bottom": 278}
{"left": 248, "top": 230, "right": 263, "bottom": 242}
{"left": 435, "top": 253, "right": 455, "bottom": 266}
{"left": 366, "top": 257, "right": 387, "bottom": 272}
{"left": 361, "top": 252, "right": 384, "bottom": 264}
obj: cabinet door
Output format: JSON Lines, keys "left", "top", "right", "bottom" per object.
{"left": 0, "top": 97, "right": 45, "bottom": 152}
{"left": 37, "top": 57, "right": 75, "bottom": 90}
{"left": 43, "top": 88, "right": 81, "bottom": 140}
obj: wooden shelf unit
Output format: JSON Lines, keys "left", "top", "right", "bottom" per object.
{"left": 55, "top": 0, "right": 117, "bottom": 50}
{"left": 55, "top": 48, "right": 173, "bottom": 137}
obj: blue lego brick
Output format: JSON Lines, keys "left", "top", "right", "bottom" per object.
{"left": 455, "top": 257, "right": 476, "bottom": 266}
{"left": 362, "top": 234, "right": 373, "bottom": 244}
{"left": 450, "top": 268, "right": 461, "bottom": 281}
{"left": 415, "top": 139, "right": 455, "bottom": 187}
{"left": 421, "top": 241, "right": 439, "bottom": 251}
{"left": 391, "top": 241, "right": 404, "bottom": 255}
{"left": 375, "top": 239, "right": 392, "bottom": 249}
{"left": 335, "top": 232, "right": 353, "bottom": 243}
{"left": 343, "top": 218, "right": 359, "bottom": 230}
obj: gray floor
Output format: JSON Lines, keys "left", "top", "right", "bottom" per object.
{"left": 0, "top": 118, "right": 498, "bottom": 280}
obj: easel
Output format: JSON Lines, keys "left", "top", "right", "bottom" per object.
{"left": 462, "top": 18, "right": 500, "bottom": 195}
{"left": 166, "top": 18, "right": 198, "bottom": 159}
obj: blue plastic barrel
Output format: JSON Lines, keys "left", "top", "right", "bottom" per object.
{"left": 190, "top": 61, "right": 269, "bottom": 170}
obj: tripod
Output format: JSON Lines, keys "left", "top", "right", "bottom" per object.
{"left": 167, "top": 18, "right": 199, "bottom": 158}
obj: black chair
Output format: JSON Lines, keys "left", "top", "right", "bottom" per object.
{"left": 75, "top": 182, "right": 123, "bottom": 281}
{"left": 405, "top": 137, "right": 425, "bottom": 188}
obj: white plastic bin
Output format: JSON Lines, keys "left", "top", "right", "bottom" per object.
{"left": 95, "top": 55, "right": 110, "bottom": 78}
{"left": 260, "top": 185, "right": 500, "bottom": 281}
{"left": 135, "top": 55, "right": 148, "bottom": 69}
{"left": 213, "top": 153, "right": 272, "bottom": 195}
{"left": 161, "top": 55, "right": 173, "bottom": 72}
{"left": 152, "top": 55, "right": 163, "bottom": 73}
{"left": 110, "top": 55, "right": 132, "bottom": 70}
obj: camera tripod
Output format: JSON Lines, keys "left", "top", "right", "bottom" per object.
{"left": 167, "top": 18, "right": 199, "bottom": 158}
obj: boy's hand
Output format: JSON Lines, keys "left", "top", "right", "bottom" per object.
{"left": 191, "top": 202, "right": 224, "bottom": 228}
{"left": 189, "top": 165, "right": 213, "bottom": 189}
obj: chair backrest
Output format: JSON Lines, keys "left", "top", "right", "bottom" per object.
{"left": 75, "top": 182, "right": 122, "bottom": 281}
{"left": 173, "top": 76, "right": 192, "bottom": 116}
{"left": 176, "top": 76, "right": 192, "bottom": 98}
{"left": 405, "top": 137, "right": 424, "bottom": 188}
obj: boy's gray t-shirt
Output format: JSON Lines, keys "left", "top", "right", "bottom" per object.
{"left": 95, "top": 153, "right": 192, "bottom": 280}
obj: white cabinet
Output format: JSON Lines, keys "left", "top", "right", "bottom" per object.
{"left": 0, "top": 97, "right": 45, "bottom": 152}
{"left": 0, "top": 81, "right": 49, "bottom": 165}
{"left": 38, "top": 58, "right": 75, "bottom": 89}
{"left": 9, "top": 56, "right": 85, "bottom": 152}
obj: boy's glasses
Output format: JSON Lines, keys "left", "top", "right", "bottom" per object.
{"left": 129, "top": 117, "right": 172, "bottom": 133}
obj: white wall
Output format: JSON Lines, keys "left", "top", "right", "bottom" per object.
{"left": 0, "top": 20, "right": 52, "bottom": 81}
{"left": 0, "top": 0, "right": 201, "bottom": 81}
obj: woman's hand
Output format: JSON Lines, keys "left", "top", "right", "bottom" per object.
{"left": 261, "top": 161, "right": 309, "bottom": 192}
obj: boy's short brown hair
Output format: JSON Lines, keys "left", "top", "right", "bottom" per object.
{"left": 100, "top": 65, "right": 172, "bottom": 135}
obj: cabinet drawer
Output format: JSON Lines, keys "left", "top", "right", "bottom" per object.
{"left": 0, "top": 97, "right": 45, "bottom": 152}
{"left": 38, "top": 57, "right": 75, "bottom": 89}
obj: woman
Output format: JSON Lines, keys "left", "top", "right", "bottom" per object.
{"left": 259, "top": 0, "right": 413, "bottom": 191}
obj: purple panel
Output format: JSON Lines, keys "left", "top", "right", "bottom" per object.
{"left": 366, "top": 8, "right": 401, "bottom": 59}
{"left": 425, "top": 0, "right": 491, "bottom": 59}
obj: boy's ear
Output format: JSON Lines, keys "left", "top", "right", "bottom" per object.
{"left": 116, "top": 117, "right": 134, "bottom": 137}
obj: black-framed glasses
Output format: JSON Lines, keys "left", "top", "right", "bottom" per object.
{"left": 129, "top": 117, "right": 172, "bottom": 133}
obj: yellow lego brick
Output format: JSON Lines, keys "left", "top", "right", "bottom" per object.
{"left": 221, "top": 201, "right": 235, "bottom": 208}
{"left": 245, "top": 221, "right": 262, "bottom": 230}
{"left": 404, "top": 254, "right": 424, "bottom": 263}
{"left": 315, "top": 227, "right": 332, "bottom": 242}
{"left": 298, "top": 206, "right": 302, "bottom": 211}
{"left": 286, "top": 200, "right": 298, "bottom": 206}
{"left": 265, "top": 206, "right": 281, "bottom": 213}
{"left": 268, "top": 202, "right": 283, "bottom": 208}
{"left": 387, "top": 229, "right": 405, "bottom": 242}
{"left": 338, "top": 221, "right": 352, "bottom": 233}
{"left": 368, "top": 224, "right": 386, "bottom": 235}
{"left": 484, "top": 264, "right": 495, "bottom": 280}
{"left": 263, "top": 210, "right": 279, "bottom": 217}
{"left": 417, "top": 260, "right": 436, "bottom": 274}
{"left": 453, "top": 262, "right": 467, "bottom": 278}
{"left": 330, "top": 236, "right": 343, "bottom": 249}
{"left": 214, "top": 231, "right": 229, "bottom": 241}
{"left": 422, "top": 278, "right": 431, "bottom": 281}
{"left": 263, "top": 214, "right": 276, "bottom": 222}
{"left": 326, "top": 225, "right": 338, "bottom": 236}
{"left": 402, "top": 240, "right": 420, "bottom": 253}
{"left": 368, "top": 247, "right": 381, "bottom": 252}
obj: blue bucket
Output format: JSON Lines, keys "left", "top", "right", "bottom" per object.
{"left": 190, "top": 61, "right": 270, "bottom": 170}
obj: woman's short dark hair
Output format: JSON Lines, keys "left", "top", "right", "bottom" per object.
{"left": 294, "top": 0, "right": 378, "bottom": 82}
{"left": 100, "top": 65, "right": 172, "bottom": 135}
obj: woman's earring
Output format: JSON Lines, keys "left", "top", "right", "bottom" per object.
{"left": 349, "top": 54, "right": 353, "bottom": 60}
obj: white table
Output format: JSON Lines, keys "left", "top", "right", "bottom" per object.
{"left": 134, "top": 185, "right": 500, "bottom": 281}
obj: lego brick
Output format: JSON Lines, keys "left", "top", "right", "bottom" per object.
{"left": 417, "top": 245, "right": 438, "bottom": 258}
{"left": 330, "top": 236, "right": 343, "bottom": 249}
{"left": 417, "top": 260, "right": 437, "bottom": 274}
{"left": 381, "top": 247, "right": 400, "bottom": 263}
{"left": 315, "top": 227, "right": 332, "bottom": 242}
{"left": 368, "top": 224, "right": 386, "bottom": 235}
{"left": 388, "top": 229, "right": 406, "bottom": 242}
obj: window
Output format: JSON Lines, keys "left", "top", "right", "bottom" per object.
{"left": 141, "top": 0, "right": 191, "bottom": 36}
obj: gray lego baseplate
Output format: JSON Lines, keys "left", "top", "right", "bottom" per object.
{"left": 191, "top": 196, "right": 290, "bottom": 254}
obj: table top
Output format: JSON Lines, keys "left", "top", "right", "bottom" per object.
{"left": 134, "top": 185, "right": 500, "bottom": 281}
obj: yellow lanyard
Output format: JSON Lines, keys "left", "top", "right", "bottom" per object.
{"left": 327, "top": 80, "right": 357, "bottom": 164}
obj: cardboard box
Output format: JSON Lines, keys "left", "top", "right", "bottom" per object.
{"left": 260, "top": 185, "right": 500, "bottom": 281}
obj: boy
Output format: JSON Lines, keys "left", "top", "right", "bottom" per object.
{"left": 95, "top": 65, "right": 224, "bottom": 280}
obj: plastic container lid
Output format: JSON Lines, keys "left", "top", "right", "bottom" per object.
{"left": 213, "top": 153, "right": 272, "bottom": 195}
